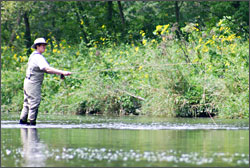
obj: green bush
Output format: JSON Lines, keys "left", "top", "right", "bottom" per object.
{"left": 1, "top": 19, "right": 248, "bottom": 118}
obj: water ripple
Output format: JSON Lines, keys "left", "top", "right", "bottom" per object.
{"left": 2, "top": 146, "right": 248, "bottom": 166}
{"left": 1, "top": 121, "right": 249, "bottom": 130}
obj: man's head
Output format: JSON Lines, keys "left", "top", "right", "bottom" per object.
{"left": 31, "top": 38, "right": 47, "bottom": 49}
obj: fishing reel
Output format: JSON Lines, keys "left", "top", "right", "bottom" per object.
{"left": 60, "top": 74, "right": 65, "bottom": 79}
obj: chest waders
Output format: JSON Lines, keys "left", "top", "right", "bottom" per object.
{"left": 20, "top": 54, "right": 46, "bottom": 125}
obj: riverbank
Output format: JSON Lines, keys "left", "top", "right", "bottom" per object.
{"left": 1, "top": 20, "right": 248, "bottom": 118}
{"left": 1, "top": 112, "right": 249, "bottom": 128}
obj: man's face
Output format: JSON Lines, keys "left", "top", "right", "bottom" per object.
{"left": 37, "top": 44, "right": 46, "bottom": 53}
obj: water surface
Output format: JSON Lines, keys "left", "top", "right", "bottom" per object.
{"left": 1, "top": 114, "right": 249, "bottom": 167}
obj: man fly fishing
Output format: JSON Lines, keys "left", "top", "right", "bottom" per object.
{"left": 19, "top": 38, "right": 72, "bottom": 125}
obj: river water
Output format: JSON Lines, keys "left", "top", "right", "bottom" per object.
{"left": 1, "top": 114, "right": 249, "bottom": 167}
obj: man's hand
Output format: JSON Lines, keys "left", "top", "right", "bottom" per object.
{"left": 62, "top": 71, "right": 72, "bottom": 76}
{"left": 60, "top": 71, "right": 72, "bottom": 79}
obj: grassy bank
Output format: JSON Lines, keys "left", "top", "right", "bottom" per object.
{"left": 1, "top": 20, "right": 249, "bottom": 118}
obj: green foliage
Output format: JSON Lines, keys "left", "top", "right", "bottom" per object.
{"left": 1, "top": 1, "right": 248, "bottom": 118}
{"left": 2, "top": 1, "right": 249, "bottom": 47}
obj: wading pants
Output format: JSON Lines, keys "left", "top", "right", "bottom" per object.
{"left": 20, "top": 78, "right": 42, "bottom": 122}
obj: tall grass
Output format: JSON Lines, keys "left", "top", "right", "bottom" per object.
{"left": 1, "top": 19, "right": 249, "bottom": 118}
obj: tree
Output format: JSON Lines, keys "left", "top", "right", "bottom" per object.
{"left": 23, "top": 11, "right": 32, "bottom": 54}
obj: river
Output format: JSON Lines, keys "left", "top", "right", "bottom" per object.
{"left": 1, "top": 114, "right": 249, "bottom": 167}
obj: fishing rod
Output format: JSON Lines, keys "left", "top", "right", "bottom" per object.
{"left": 70, "top": 62, "right": 202, "bottom": 74}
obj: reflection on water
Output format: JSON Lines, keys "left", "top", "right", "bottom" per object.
{"left": 1, "top": 117, "right": 249, "bottom": 167}
{"left": 20, "top": 128, "right": 47, "bottom": 167}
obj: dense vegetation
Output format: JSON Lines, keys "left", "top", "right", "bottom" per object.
{"left": 1, "top": 1, "right": 249, "bottom": 118}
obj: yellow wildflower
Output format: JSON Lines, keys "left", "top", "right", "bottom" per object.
{"left": 142, "top": 39, "right": 147, "bottom": 46}
{"left": 199, "top": 38, "right": 203, "bottom": 44}
{"left": 205, "top": 40, "right": 210, "bottom": 45}
{"left": 161, "top": 24, "right": 169, "bottom": 34}
{"left": 102, "top": 25, "right": 105, "bottom": 29}
{"left": 151, "top": 39, "right": 156, "bottom": 43}
{"left": 219, "top": 27, "right": 224, "bottom": 31}
{"left": 219, "top": 35, "right": 224, "bottom": 39}
{"left": 218, "top": 20, "right": 223, "bottom": 26}
{"left": 81, "top": 20, "right": 84, "bottom": 25}
{"left": 13, "top": 54, "right": 17, "bottom": 61}
{"left": 138, "top": 66, "right": 143, "bottom": 70}
{"left": 16, "top": 35, "right": 20, "bottom": 39}
{"left": 219, "top": 35, "right": 225, "bottom": 42}
{"left": 205, "top": 39, "right": 214, "bottom": 45}
{"left": 145, "top": 74, "right": 149, "bottom": 79}
{"left": 202, "top": 46, "right": 208, "bottom": 53}
{"left": 212, "top": 35, "right": 217, "bottom": 40}
{"left": 100, "top": 37, "right": 106, "bottom": 41}
{"left": 19, "top": 56, "right": 24, "bottom": 62}
{"left": 193, "top": 27, "right": 199, "bottom": 32}
{"left": 53, "top": 49, "right": 57, "bottom": 53}
{"left": 226, "top": 34, "right": 236, "bottom": 41}
{"left": 135, "top": 47, "right": 139, "bottom": 52}
{"left": 156, "top": 25, "right": 163, "bottom": 32}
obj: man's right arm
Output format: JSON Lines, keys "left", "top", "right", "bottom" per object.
{"left": 44, "top": 67, "right": 71, "bottom": 76}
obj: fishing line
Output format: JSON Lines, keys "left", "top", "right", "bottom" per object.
{"left": 70, "top": 62, "right": 202, "bottom": 74}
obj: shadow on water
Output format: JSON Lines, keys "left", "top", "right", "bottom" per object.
{"left": 20, "top": 128, "right": 47, "bottom": 167}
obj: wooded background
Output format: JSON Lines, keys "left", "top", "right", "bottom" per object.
{"left": 2, "top": 1, "right": 249, "bottom": 52}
